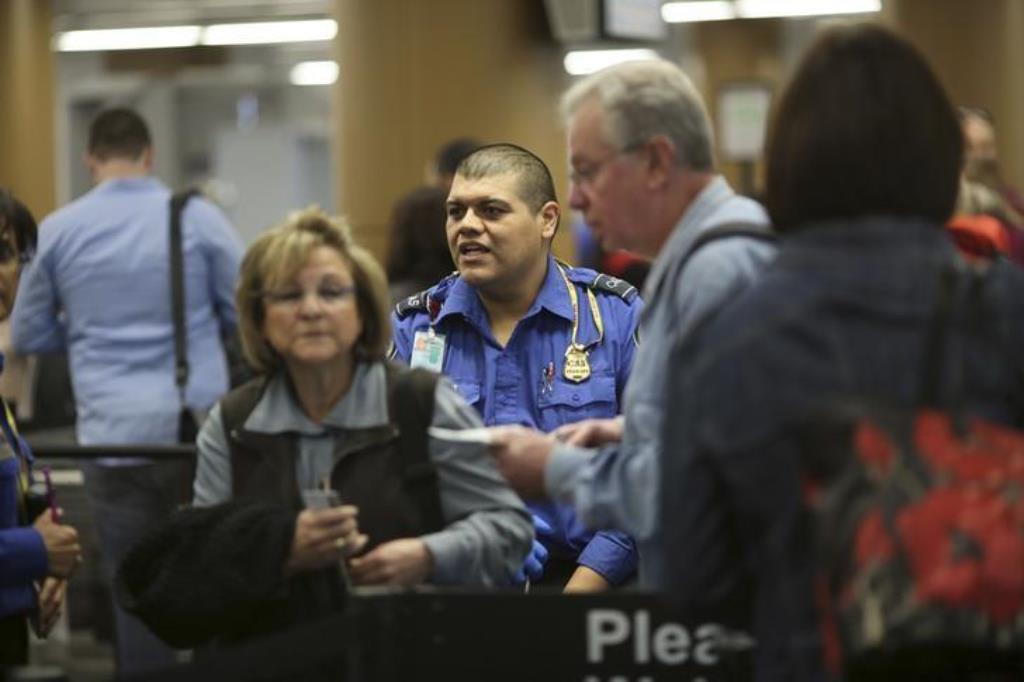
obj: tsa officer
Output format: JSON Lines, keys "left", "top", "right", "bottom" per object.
{"left": 391, "top": 144, "right": 642, "bottom": 591}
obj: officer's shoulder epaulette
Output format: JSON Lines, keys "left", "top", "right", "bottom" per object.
{"left": 576, "top": 269, "right": 638, "bottom": 303}
{"left": 393, "top": 272, "right": 459, "bottom": 318}
{"left": 395, "top": 290, "right": 429, "bottom": 318}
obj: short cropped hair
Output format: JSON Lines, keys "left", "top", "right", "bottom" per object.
{"left": 0, "top": 189, "right": 38, "bottom": 263}
{"left": 88, "top": 108, "right": 152, "bottom": 161}
{"left": 560, "top": 59, "right": 714, "bottom": 171}
{"left": 764, "top": 24, "right": 962, "bottom": 232}
{"left": 236, "top": 207, "right": 391, "bottom": 375}
{"left": 455, "top": 143, "right": 558, "bottom": 214}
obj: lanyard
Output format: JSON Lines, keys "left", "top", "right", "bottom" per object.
{"left": 555, "top": 263, "right": 604, "bottom": 351}
{"left": 0, "top": 397, "right": 31, "bottom": 523}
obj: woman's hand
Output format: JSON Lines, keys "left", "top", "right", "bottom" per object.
{"left": 33, "top": 512, "right": 81, "bottom": 578}
{"left": 348, "top": 538, "right": 433, "bottom": 586}
{"left": 284, "top": 506, "right": 367, "bottom": 576}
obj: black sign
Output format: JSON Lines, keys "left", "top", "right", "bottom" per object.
{"left": 135, "top": 590, "right": 753, "bottom": 682}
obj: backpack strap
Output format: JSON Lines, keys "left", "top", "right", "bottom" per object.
{"left": 219, "top": 377, "right": 271, "bottom": 442}
{"left": 385, "top": 364, "right": 445, "bottom": 531}
{"left": 648, "top": 221, "right": 776, "bottom": 308}
{"left": 169, "top": 189, "right": 201, "bottom": 405}
{"left": 682, "top": 222, "right": 777, "bottom": 269}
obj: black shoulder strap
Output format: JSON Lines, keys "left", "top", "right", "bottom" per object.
{"left": 386, "top": 364, "right": 444, "bottom": 531}
{"left": 218, "top": 377, "right": 271, "bottom": 442}
{"left": 647, "top": 221, "right": 775, "bottom": 307}
{"left": 682, "top": 222, "right": 777, "bottom": 270}
{"left": 170, "top": 189, "right": 201, "bottom": 404}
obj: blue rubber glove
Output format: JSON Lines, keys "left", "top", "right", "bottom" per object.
{"left": 514, "top": 515, "right": 552, "bottom": 584}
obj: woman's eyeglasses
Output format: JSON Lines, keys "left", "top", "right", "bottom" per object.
{"left": 262, "top": 285, "right": 356, "bottom": 310}
{"left": 0, "top": 231, "right": 31, "bottom": 265}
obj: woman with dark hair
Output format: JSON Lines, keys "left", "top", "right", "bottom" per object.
{"left": 660, "top": 25, "right": 1024, "bottom": 682}
{"left": 385, "top": 185, "right": 454, "bottom": 304}
{"left": 0, "top": 190, "right": 82, "bottom": 664}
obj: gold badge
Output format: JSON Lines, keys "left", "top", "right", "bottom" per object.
{"left": 563, "top": 345, "right": 591, "bottom": 383}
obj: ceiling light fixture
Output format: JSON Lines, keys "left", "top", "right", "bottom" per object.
{"left": 54, "top": 19, "right": 338, "bottom": 52}
{"left": 661, "top": 0, "right": 880, "bottom": 23}
{"left": 290, "top": 60, "right": 339, "bottom": 86}
{"left": 56, "top": 26, "right": 202, "bottom": 51}
{"left": 661, "top": 1, "right": 736, "bottom": 23}
{"left": 563, "top": 48, "right": 659, "bottom": 76}
{"left": 735, "top": 0, "right": 881, "bottom": 18}
{"left": 201, "top": 19, "right": 337, "bottom": 46}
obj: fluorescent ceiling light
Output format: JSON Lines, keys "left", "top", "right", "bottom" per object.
{"left": 736, "top": 0, "right": 881, "bottom": 18}
{"left": 202, "top": 19, "right": 337, "bottom": 46}
{"left": 661, "top": 1, "right": 736, "bottom": 23}
{"left": 564, "top": 48, "right": 659, "bottom": 76}
{"left": 660, "top": 0, "right": 880, "bottom": 23}
{"left": 56, "top": 26, "right": 201, "bottom": 51}
{"left": 54, "top": 19, "right": 337, "bottom": 52}
{"left": 290, "top": 60, "right": 339, "bottom": 86}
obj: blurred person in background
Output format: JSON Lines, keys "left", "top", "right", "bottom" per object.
{"left": 960, "top": 106, "right": 1024, "bottom": 222}
{"left": 10, "top": 108, "right": 243, "bottom": 674}
{"left": 948, "top": 176, "right": 1024, "bottom": 263}
{"left": 386, "top": 138, "right": 481, "bottom": 304}
{"left": 0, "top": 189, "right": 82, "bottom": 665}
{"left": 385, "top": 185, "right": 453, "bottom": 303}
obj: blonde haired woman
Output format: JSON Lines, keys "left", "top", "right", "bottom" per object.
{"left": 120, "top": 208, "right": 530, "bottom": 646}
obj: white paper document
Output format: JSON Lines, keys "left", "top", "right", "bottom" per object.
{"left": 427, "top": 426, "right": 494, "bottom": 445}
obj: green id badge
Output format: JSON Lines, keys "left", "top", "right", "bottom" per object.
{"left": 410, "top": 330, "right": 446, "bottom": 372}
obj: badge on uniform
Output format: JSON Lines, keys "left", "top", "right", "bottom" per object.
{"left": 563, "top": 344, "right": 591, "bottom": 383}
{"left": 410, "top": 329, "right": 446, "bottom": 373}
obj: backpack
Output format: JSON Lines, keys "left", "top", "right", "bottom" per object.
{"left": 800, "top": 265, "right": 1024, "bottom": 675}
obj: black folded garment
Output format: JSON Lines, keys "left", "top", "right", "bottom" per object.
{"left": 116, "top": 501, "right": 346, "bottom": 649}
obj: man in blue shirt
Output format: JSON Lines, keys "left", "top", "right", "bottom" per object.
{"left": 391, "top": 143, "right": 641, "bottom": 591}
{"left": 11, "top": 108, "right": 242, "bottom": 673}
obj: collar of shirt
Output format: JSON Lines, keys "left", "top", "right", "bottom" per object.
{"left": 434, "top": 255, "right": 574, "bottom": 330}
{"left": 91, "top": 176, "right": 166, "bottom": 197}
{"left": 643, "top": 176, "right": 737, "bottom": 303}
{"left": 243, "top": 361, "right": 389, "bottom": 435}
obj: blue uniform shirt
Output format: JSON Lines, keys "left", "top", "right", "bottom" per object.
{"left": 0, "top": 353, "right": 47, "bottom": 619}
{"left": 392, "top": 256, "right": 642, "bottom": 585}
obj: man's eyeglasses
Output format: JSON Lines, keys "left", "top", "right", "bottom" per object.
{"left": 262, "top": 285, "right": 356, "bottom": 310}
{"left": 569, "top": 143, "right": 645, "bottom": 188}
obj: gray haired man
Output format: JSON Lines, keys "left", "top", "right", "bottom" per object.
{"left": 491, "top": 59, "right": 776, "bottom": 587}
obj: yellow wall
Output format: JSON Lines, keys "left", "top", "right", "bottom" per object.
{"left": 882, "top": 0, "right": 1024, "bottom": 191}
{"left": 0, "top": 0, "right": 56, "bottom": 217}
{"left": 333, "top": 0, "right": 573, "bottom": 263}
{"left": 693, "top": 19, "right": 784, "bottom": 196}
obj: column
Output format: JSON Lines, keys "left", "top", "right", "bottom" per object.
{"left": 0, "top": 0, "right": 56, "bottom": 217}
{"left": 332, "top": 0, "right": 572, "bottom": 260}
{"left": 883, "top": 0, "right": 1024, "bottom": 190}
